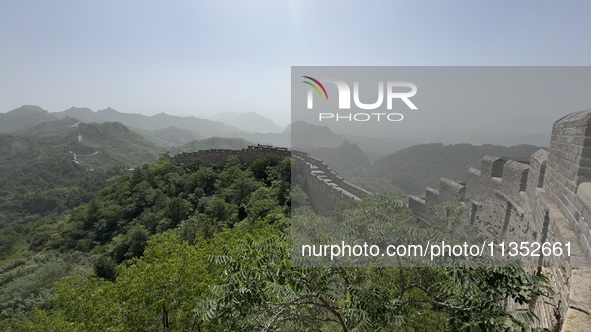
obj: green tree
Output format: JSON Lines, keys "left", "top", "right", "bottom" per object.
{"left": 245, "top": 186, "right": 278, "bottom": 223}
{"left": 251, "top": 156, "right": 271, "bottom": 180}
{"left": 94, "top": 256, "right": 119, "bottom": 281}
{"left": 205, "top": 195, "right": 238, "bottom": 227}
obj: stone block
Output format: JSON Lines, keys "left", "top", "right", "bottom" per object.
{"left": 560, "top": 308, "right": 591, "bottom": 332}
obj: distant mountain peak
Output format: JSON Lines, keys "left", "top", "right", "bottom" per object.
{"left": 9, "top": 105, "right": 48, "bottom": 114}
{"left": 153, "top": 112, "right": 172, "bottom": 118}
{"left": 211, "top": 111, "right": 283, "bottom": 134}
{"left": 49, "top": 106, "right": 245, "bottom": 138}
{"left": 0, "top": 106, "right": 55, "bottom": 133}
{"left": 98, "top": 107, "right": 119, "bottom": 113}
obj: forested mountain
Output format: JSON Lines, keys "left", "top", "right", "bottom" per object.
{"left": 0, "top": 123, "right": 163, "bottom": 216}
{"left": 0, "top": 155, "right": 291, "bottom": 322}
{"left": 0, "top": 107, "right": 552, "bottom": 331}
{"left": 0, "top": 106, "right": 298, "bottom": 147}
{"left": 72, "top": 122, "right": 162, "bottom": 168}
{"left": 287, "top": 121, "right": 345, "bottom": 150}
{"left": 0, "top": 156, "right": 549, "bottom": 331}
{"left": 367, "top": 143, "right": 543, "bottom": 194}
{"left": 131, "top": 126, "right": 202, "bottom": 147}
{"left": 0, "top": 121, "right": 162, "bottom": 261}
{"left": 0, "top": 106, "right": 55, "bottom": 133}
{"left": 53, "top": 107, "right": 243, "bottom": 138}
{"left": 311, "top": 140, "right": 370, "bottom": 174}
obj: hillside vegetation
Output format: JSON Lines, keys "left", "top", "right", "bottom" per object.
{"left": 132, "top": 126, "right": 203, "bottom": 147}
{"left": 0, "top": 155, "right": 291, "bottom": 319}
{"left": 0, "top": 121, "right": 162, "bottom": 261}
{"left": 1, "top": 156, "right": 550, "bottom": 331}
{"left": 0, "top": 108, "right": 553, "bottom": 331}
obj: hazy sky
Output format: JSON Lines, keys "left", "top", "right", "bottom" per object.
{"left": 1, "top": 1, "right": 590, "bottom": 127}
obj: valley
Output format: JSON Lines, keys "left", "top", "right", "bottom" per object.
{"left": 0, "top": 105, "right": 557, "bottom": 331}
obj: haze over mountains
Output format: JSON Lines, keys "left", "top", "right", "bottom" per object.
{"left": 1, "top": 105, "right": 552, "bottom": 157}
{"left": 211, "top": 111, "right": 284, "bottom": 134}
{"left": 0, "top": 104, "right": 549, "bottom": 198}
{"left": 367, "top": 143, "right": 544, "bottom": 194}
{"left": 0, "top": 106, "right": 270, "bottom": 147}
{"left": 2, "top": 104, "right": 548, "bottom": 196}
{"left": 54, "top": 106, "right": 242, "bottom": 139}
{"left": 0, "top": 105, "right": 55, "bottom": 133}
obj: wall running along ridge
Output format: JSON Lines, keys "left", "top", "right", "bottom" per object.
{"left": 171, "top": 109, "right": 591, "bottom": 331}
{"left": 172, "top": 145, "right": 371, "bottom": 216}
{"left": 409, "top": 109, "right": 591, "bottom": 331}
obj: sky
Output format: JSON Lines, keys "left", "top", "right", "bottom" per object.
{"left": 1, "top": 0, "right": 591, "bottom": 128}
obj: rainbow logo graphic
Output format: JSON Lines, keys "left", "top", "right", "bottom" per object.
{"left": 302, "top": 76, "right": 329, "bottom": 100}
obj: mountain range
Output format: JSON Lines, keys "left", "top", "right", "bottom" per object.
{"left": 54, "top": 107, "right": 242, "bottom": 139}
{"left": 0, "top": 105, "right": 55, "bottom": 133}
{"left": 0, "top": 106, "right": 283, "bottom": 147}
{"left": 0, "top": 105, "right": 551, "bottom": 164}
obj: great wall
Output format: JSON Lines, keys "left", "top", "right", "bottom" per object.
{"left": 173, "top": 145, "right": 371, "bottom": 215}
{"left": 408, "top": 109, "right": 591, "bottom": 331}
{"left": 172, "top": 109, "right": 591, "bottom": 331}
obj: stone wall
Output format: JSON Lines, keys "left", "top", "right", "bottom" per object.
{"left": 291, "top": 150, "right": 371, "bottom": 214}
{"left": 170, "top": 110, "right": 591, "bottom": 330}
{"left": 173, "top": 145, "right": 371, "bottom": 216}
{"left": 409, "top": 109, "right": 591, "bottom": 331}
{"left": 173, "top": 145, "right": 291, "bottom": 165}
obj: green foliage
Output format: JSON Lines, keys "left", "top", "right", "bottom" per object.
{"left": 0, "top": 310, "right": 78, "bottom": 332}
{"left": 0, "top": 251, "right": 93, "bottom": 318}
{"left": 251, "top": 156, "right": 271, "bottom": 179}
{"left": 0, "top": 153, "right": 291, "bottom": 318}
{"left": 0, "top": 133, "right": 112, "bottom": 221}
{"left": 198, "top": 217, "right": 446, "bottom": 331}
{"left": 245, "top": 187, "right": 279, "bottom": 222}
{"left": 0, "top": 152, "right": 551, "bottom": 331}
{"left": 4, "top": 225, "right": 274, "bottom": 331}
{"left": 440, "top": 265, "right": 552, "bottom": 331}
{"left": 94, "top": 256, "right": 119, "bottom": 281}
{"left": 0, "top": 120, "right": 162, "bottom": 264}
{"left": 48, "top": 156, "right": 291, "bottom": 262}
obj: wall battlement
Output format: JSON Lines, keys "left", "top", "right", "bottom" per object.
{"left": 409, "top": 109, "right": 591, "bottom": 331}
{"left": 169, "top": 110, "right": 591, "bottom": 330}
{"left": 173, "top": 145, "right": 291, "bottom": 165}
{"left": 172, "top": 145, "right": 371, "bottom": 216}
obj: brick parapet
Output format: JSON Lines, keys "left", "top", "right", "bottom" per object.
{"left": 408, "top": 109, "right": 591, "bottom": 331}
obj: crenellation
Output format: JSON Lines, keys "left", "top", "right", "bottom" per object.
{"left": 527, "top": 150, "right": 547, "bottom": 199}
{"left": 173, "top": 108, "right": 591, "bottom": 331}
{"left": 409, "top": 195, "right": 428, "bottom": 221}
{"left": 437, "top": 178, "right": 465, "bottom": 206}
{"left": 481, "top": 155, "right": 506, "bottom": 178}
{"left": 424, "top": 187, "right": 440, "bottom": 207}
{"left": 498, "top": 160, "right": 530, "bottom": 206}
{"left": 408, "top": 108, "right": 591, "bottom": 331}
